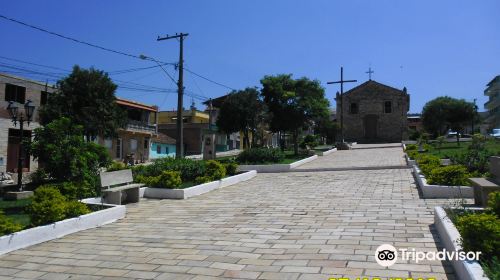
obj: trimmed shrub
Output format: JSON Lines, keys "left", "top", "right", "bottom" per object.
{"left": 224, "top": 162, "right": 238, "bottom": 176}
{"left": 0, "top": 210, "right": 23, "bottom": 235}
{"left": 154, "top": 171, "right": 182, "bottom": 189}
{"left": 237, "top": 148, "right": 285, "bottom": 164}
{"left": 487, "top": 191, "right": 500, "bottom": 217}
{"left": 28, "top": 186, "right": 67, "bottom": 226}
{"left": 132, "top": 158, "right": 205, "bottom": 182}
{"left": 205, "top": 160, "right": 226, "bottom": 180}
{"left": 107, "top": 161, "right": 127, "bottom": 172}
{"left": 427, "top": 165, "right": 470, "bottom": 186}
{"left": 416, "top": 154, "right": 441, "bottom": 176}
{"left": 406, "top": 150, "right": 419, "bottom": 160}
{"left": 65, "top": 201, "right": 90, "bottom": 218}
{"left": 194, "top": 176, "right": 212, "bottom": 185}
{"left": 456, "top": 213, "right": 500, "bottom": 259}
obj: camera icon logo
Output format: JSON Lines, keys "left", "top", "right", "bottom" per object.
{"left": 375, "top": 244, "right": 398, "bottom": 267}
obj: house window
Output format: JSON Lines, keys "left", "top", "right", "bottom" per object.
{"left": 130, "top": 139, "right": 137, "bottom": 152}
{"left": 165, "top": 146, "right": 169, "bottom": 154}
{"left": 156, "top": 144, "right": 161, "bottom": 154}
{"left": 384, "top": 101, "right": 392, "bottom": 113}
{"left": 104, "top": 138, "right": 112, "bottom": 149}
{"left": 41, "top": 91, "right": 48, "bottom": 105}
{"left": 5, "top": 84, "right": 26, "bottom": 103}
{"left": 350, "top": 103, "right": 358, "bottom": 114}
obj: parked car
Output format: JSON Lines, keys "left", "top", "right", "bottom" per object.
{"left": 445, "top": 130, "right": 460, "bottom": 138}
{"left": 490, "top": 128, "right": 500, "bottom": 138}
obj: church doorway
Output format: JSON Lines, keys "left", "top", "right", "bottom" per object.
{"left": 364, "top": 115, "right": 378, "bottom": 139}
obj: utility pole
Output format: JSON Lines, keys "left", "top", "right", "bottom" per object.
{"left": 327, "top": 67, "right": 357, "bottom": 143}
{"left": 157, "top": 33, "right": 189, "bottom": 158}
{"left": 472, "top": 98, "right": 477, "bottom": 134}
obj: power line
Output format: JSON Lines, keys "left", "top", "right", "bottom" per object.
{"left": 184, "top": 67, "right": 235, "bottom": 91}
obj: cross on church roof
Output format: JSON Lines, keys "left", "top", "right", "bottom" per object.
{"left": 366, "top": 67, "right": 374, "bottom": 80}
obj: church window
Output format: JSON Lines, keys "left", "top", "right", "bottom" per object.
{"left": 350, "top": 103, "right": 358, "bottom": 114}
{"left": 384, "top": 101, "right": 392, "bottom": 113}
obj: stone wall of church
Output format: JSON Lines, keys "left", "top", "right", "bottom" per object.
{"left": 336, "top": 82, "right": 409, "bottom": 143}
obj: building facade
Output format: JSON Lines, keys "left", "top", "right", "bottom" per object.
{"left": 336, "top": 80, "right": 409, "bottom": 143}
{"left": 0, "top": 73, "right": 55, "bottom": 174}
{"left": 484, "top": 75, "right": 500, "bottom": 129}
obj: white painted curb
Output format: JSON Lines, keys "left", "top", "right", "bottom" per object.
{"left": 434, "top": 207, "right": 489, "bottom": 280}
{"left": 318, "top": 148, "right": 337, "bottom": 156}
{"left": 239, "top": 155, "right": 318, "bottom": 173}
{"left": 412, "top": 165, "right": 473, "bottom": 198}
{"left": 0, "top": 203, "right": 125, "bottom": 255}
{"left": 143, "top": 170, "right": 257, "bottom": 199}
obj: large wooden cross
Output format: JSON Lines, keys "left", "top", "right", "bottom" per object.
{"left": 327, "top": 67, "right": 357, "bottom": 143}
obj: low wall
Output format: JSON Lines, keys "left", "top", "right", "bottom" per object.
{"left": 0, "top": 203, "right": 125, "bottom": 255}
{"left": 239, "top": 155, "right": 318, "bottom": 173}
{"left": 318, "top": 148, "right": 337, "bottom": 156}
{"left": 143, "top": 170, "right": 257, "bottom": 199}
{"left": 434, "top": 207, "right": 488, "bottom": 280}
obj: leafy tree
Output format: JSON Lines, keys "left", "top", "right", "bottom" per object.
{"left": 216, "top": 88, "right": 264, "bottom": 149}
{"left": 260, "top": 74, "right": 330, "bottom": 154}
{"left": 29, "top": 117, "right": 111, "bottom": 198}
{"left": 315, "top": 117, "right": 337, "bottom": 144}
{"left": 40, "top": 65, "right": 127, "bottom": 141}
{"left": 422, "top": 96, "right": 476, "bottom": 144}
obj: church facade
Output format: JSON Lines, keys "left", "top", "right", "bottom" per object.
{"left": 336, "top": 80, "right": 410, "bottom": 143}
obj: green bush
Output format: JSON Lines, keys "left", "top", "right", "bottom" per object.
{"left": 300, "top": 135, "right": 318, "bottom": 149}
{"left": 194, "top": 176, "right": 212, "bottom": 185}
{"left": 416, "top": 154, "right": 441, "bottom": 176}
{"left": 28, "top": 168, "right": 50, "bottom": 186}
{"left": 405, "top": 144, "right": 417, "bottom": 151}
{"left": 456, "top": 213, "right": 500, "bottom": 259}
{"left": 0, "top": 210, "right": 23, "bottom": 235}
{"left": 65, "top": 201, "right": 90, "bottom": 218}
{"left": 224, "top": 162, "right": 238, "bottom": 176}
{"left": 487, "top": 191, "right": 500, "bottom": 217}
{"left": 156, "top": 171, "right": 182, "bottom": 188}
{"left": 107, "top": 161, "right": 128, "bottom": 172}
{"left": 427, "top": 165, "right": 470, "bottom": 186}
{"left": 28, "top": 186, "right": 68, "bottom": 226}
{"left": 237, "top": 148, "right": 285, "bottom": 164}
{"left": 205, "top": 160, "right": 226, "bottom": 180}
{"left": 483, "top": 256, "right": 500, "bottom": 280}
{"left": 406, "top": 150, "right": 419, "bottom": 160}
{"left": 133, "top": 158, "right": 205, "bottom": 182}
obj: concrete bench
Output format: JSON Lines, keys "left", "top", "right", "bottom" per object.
{"left": 100, "top": 169, "right": 144, "bottom": 205}
{"left": 468, "top": 156, "right": 500, "bottom": 207}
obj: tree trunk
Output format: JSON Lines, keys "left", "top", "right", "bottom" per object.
{"left": 293, "top": 129, "right": 299, "bottom": 156}
{"left": 456, "top": 133, "right": 460, "bottom": 147}
{"left": 243, "top": 130, "right": 250, "bottom": 149}
{"left": 279, "top": 131, "right": 285, "bottom": 151}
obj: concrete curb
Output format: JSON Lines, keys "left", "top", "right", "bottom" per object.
{"left": 0, "top": 203, "right": 126, "bottom": 255}
{"left": 412, "top": 165, "right": 473, "bottom": 198}
{"left": 239, "top": 155, "right": 318, "bottom": 173}
{"left": 143, "top": 170, "right": 257, "bottom": 199}
{"left": 318, "top": 148, "right": 337, "bottom": 156}
{"left": 434, "top": 206, "right": 489, "bottom": 280}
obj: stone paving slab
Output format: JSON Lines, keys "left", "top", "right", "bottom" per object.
{"left": 0, "top": 168, "right": 457, "bottom": 279}
{"left": 299, "top": 144, "right": 407, "bottom": 170}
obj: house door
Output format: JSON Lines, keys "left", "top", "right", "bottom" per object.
{"left": 364, "top": 115, "right": 378, "bottom": 139}
{"left": 7, "top": 129, "right": 31, "bottom": 172}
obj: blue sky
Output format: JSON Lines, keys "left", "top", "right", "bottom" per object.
{"left": 0, "top": 1, "right": 498, "bottom": 113}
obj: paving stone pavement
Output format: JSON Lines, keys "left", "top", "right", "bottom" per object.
{"left": 299, "top": 143, "right": 407, "bottom": 170}
{"left": 0, "top": 146, "right": 460, "bottom": 279}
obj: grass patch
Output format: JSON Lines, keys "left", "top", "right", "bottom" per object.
{"left": 0, "top": 198, "right": 32, "bottom": 228}
{"left": 423, "top": 140, "right": 500, "bottom": 159}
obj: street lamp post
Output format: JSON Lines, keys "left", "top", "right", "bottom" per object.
{"left": 6, "top": 100, "right": 35, "bottom": 191}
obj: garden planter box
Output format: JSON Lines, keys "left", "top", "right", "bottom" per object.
{"left": 434, "top": 207, "right": 489, "bottom": 280}
{"left": 412, "top": 165, "right": 473, "bottom": 199}
{"left": 238, "top": 155, "right": 318, "bottom": 173}
{"left": 0, "top": 202, "right": 125, "bottom": 255}
{"left": 142, "top": 170, "right": 257, "bottom": 199}
{"left": 318, "top": 148, "right": 337, "bottom": 156}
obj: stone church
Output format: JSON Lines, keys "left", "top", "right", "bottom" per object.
{"left": 336, "top": 80, "right": 409, "bottom": 143}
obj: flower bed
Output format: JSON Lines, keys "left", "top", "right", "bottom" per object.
{"left": 142, "top": 170, "right": 257, "bottom": 199}
{"left": 412, "top": 163, "right": 473, "bottom": 199}
{"left": 239, "top": 155, "right": 318, "bottom": 173}
{"left": 0, "top": 202, "right": 125, "bottom": 255}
